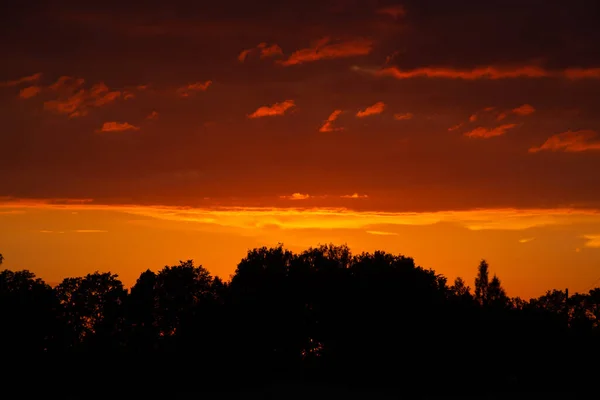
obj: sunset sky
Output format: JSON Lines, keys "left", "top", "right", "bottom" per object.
{"left": 2, "top": 0, "right": 600, "bottom": 299}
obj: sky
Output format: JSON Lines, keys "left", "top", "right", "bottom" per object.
{"left": 1, "top": 0, "right": 600, "bottom": 299}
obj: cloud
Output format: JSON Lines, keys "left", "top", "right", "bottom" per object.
{"left": 319, "top": 109, "right": 344, "bottom": 132}
{"left": 97, "top": 122, "right": 140, "bottom": 133}
{"left": 74, "top": 229, "right": 108, "bottom": 233}
{"left": 376, "top": 5, "right": 406, "bottom": 19}
{"left": 448, "top": 123, "right": 463, "bottom": 132}
{"left": 238, "top": 42, "right": 283, "bottom": 62}
{"left": 19, "top": 86, "right": 41, "bottom": 99}
{"left": 147, "top": 111, "right": 159, "bottom": 120}
{"left": 1, "top": 72, "right": 42, "bottom": 87}
{"left": 512, "top": 104, "right": 536, "bottom": 116}
{"left": 280, "top": 37, "right": 373, "bottom": 66}
{"left": 582, "top": 234, "right": 600, "bottom": 248}
{"left": 341, "top": 193, "right": 368, "bottom": 199}
{"left": 177, "top": 80, "right": 212, "bottom": 97}
{"left": 464, "top": 124, "right": 517, "bottom": 138}
{"left": 371, "top": 66, "right": 600, "bottom": 80}
{"left": 529, "top": 130, "right": 600, "bottom": 153}
{"left": 44, "top": 77, "right": 121, "bottom": 118}
{"left": 366, "top": 230, "right": 399, "bottom": 236}
{"left": 356, "top": 101, "right": 385, "bottom": 118}
{"left": 519, "top": 237, "right": 535, "bottom": 243}
{"left": 4, "top": 199, "right": 600, "bottom": 232}
{"left": 393, "top": 112, "right": 413, "bottom": 121}
{"left": 248, "top": 100, "right": 295, "bottom": 118}
{"left": 280, "top": 193, "right": 310, "bottom": 200}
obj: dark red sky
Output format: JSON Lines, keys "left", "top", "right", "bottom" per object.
{"left": 1, "top": 0, "right": 600, "bottom": 211}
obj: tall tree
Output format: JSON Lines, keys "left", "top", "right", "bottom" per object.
{"left": 474, "top": 259, "right": 490, "bottom": 306}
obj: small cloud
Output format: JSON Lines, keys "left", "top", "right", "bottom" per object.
{"left": 464, "top": 123, "right": 517, "bottom": 139}
{"left": 147, "top": 111, "right": 159, "bottom": 120}
{"left": 356, "top": 101, "right": 385, "bottom": 118}
{"left": 280, "top": 193, "right": 310, "bottom": 200}
{"left": 137, "top": 84, "right": 150, "bottom": 90}
{"left": 123, "top": 92, "right": 135, "bottom": 100}
{"left": 393, "top": 112, "right": 413, "bottom": 121}
{"left": 448, "top": 123, "right": 463, "bottom": 132}
{"left": 239, "top": 42, "right": 283, "bottom": 62}
{"left": 469, "top": 114, "right": 477, "bottom": 122}
{"left": 366, "top": 230, "right": 399, "bottom": 236}
{"left": 248, "top": 100, "right": 295, "bottom": 118}
{"left": 74, "top": 229, "right": 108, "bottom": 233}
{"left": 39, "top": 230, "right": 54, "bottom": 233}
{"left": 44, "top": 77, "right": 121, "bottom": 118}
{"left": 341, "top": 193, "right": 368, "bottom": 199}
{"left": 1, "top": 72, "right": 42, "bottom": 87}
{"left": 376, "top": 5, "right": 406, "bottom": 19}
{"left": 319, "top": 109, "right": 344, "bottom": 132}
{"left": 582, "top": 234, "right": 600, "bottom": 248}
{"left": 512, "top": 104, "right": 536, "bottom": 116}
{"left": 280, "top": 37, "right": 373, "bottom": 66}
{"left": 519, "top": 237, "right": 535, "bottom": 243}
{"left": 19, "top": 86, "right": 41, "bottom": 99}
{"left": 97, "top": 121, "right": 140, "bottom": 132}
{"left": 529, "top": 130, "right": 600, "bottom": 153}
{"left": 177, "top": 80, "right": 212, "bottom": 97}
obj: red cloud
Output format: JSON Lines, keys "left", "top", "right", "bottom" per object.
{"left": 1, "top": 72, "right": 42, "bottom": 87}
{"left": 376, "top": 5, "right": 406, "bottom": 19}
{"left": 97, "top": 121, "right": 140, "bottom": 132}
{"left": 147, "top": 111, "right": 159, "bottom": 120}
{"left": 529, "top": 130, "right": 600, "bottom": 153}
{"left": 512, "top": 104, "right": 536, "bottom": 116}
{"left": 280, "top": 193, "right": 310, "bottom": 200}
{"left": 356, "top": 101, "right": 385, "bottom": 117}
{"left": 319, "top": 110, "right": 344, "bottom": 132}
{"left": 44, "top": 77, "right": 121, "bottom": 118}
{"left": 464, "top": 124, "right": 517, "bottom": 138}
{"left": 239, "top": 42, "right": 283, "bottom": 62}
{"left": 280, "top": 37, "right": 373, "bottom": 66}
{"left": 393, "top": 112, "right": 413, "bottom": 121}
{"left": 177, "top": 80, "right": 212, "bottom": 97}
{"left": 19, "top": 86, "right": 41, "bottom": 99}
{"left": 248, "top": 100, "right": 295, "bottom": 118}
{"left": 374, "top": 66, "right": 600, "bottom": 80}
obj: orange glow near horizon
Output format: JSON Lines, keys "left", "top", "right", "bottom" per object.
{"left": 1, "top": 199, "right": 600, "bottom": 299}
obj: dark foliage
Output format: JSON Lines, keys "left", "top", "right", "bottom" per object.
{"left": 0, "top": 246, "right": 598, "bottom": 394}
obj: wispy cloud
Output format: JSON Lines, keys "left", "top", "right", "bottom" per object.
{"left": 366, "top": 66, "right": 600, "bottom": 80}
{"left": 341, "top": 193, "right": 368, "bottom": 199}
{"left": 519, "top": 237, "right": 535, "bottom": 243}
{"left": 393, "top": 112, "right": 413, "bottom": 121}
{"left": 376, "top": 5, "right": 406, "bottom": 19}
{"left": 74, "top": 229, "right": 108, "bottom": 233}
{"left": 19, "top": 86, "right": 41, "bottom": 99}
{"left": 280, "top": 193, "right": 310, "bottom": 200}
{"left": 280, "top": 37, "right": 373, "bottom": 66}
{"left": 248, "top": 100, "right": 295, "bottom": 118}
{"left": 177, "top": 80, "right": 212, "bottom": 97}
{"left": 4, "top": 199, "right": 600, "bottom": 232}
{"left": 356, "top": 101, "right": 385, "bottom": 118}
{"left": 512, "top": 104, "right": 536, "bottom": 116}
{"left": 238, "top": 42, "right": 283, "bottom": 62}
{"left": 44, "top": 78, "right": 121, "bottom": 118}
{"left": 319, "top": 109, "right": 344, "bottom": 132}
{"left": 529, "top": 130, "right": 600, "bottom": 153}
{"left": 367, "top": 230, "right": 399, "bottom": 236}
{"left": 582, "top": 234, "right": 600, "bottom": 248}
{"left": 97, "top": 121, "right": 140, "bottom": 133}
{"left": 1, "top": 72, "right": 42, "bottom": 87}
{"left": 464, "top": 124, "right": 517, "bottom": 138}
{"left": 147, "top": 111, "right": 159, "bottom": 120}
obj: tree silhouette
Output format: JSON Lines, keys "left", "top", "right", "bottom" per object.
{"left": 474, "top": 259, "right": 490, "bottom": 306}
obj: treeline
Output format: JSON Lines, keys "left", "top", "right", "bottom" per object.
{"left": 1, "top": 245, "right": 599, "bottom": 393}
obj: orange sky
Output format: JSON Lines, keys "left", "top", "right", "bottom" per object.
{"left": 1, "top": 1, "right": 600, "bottom": 299}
